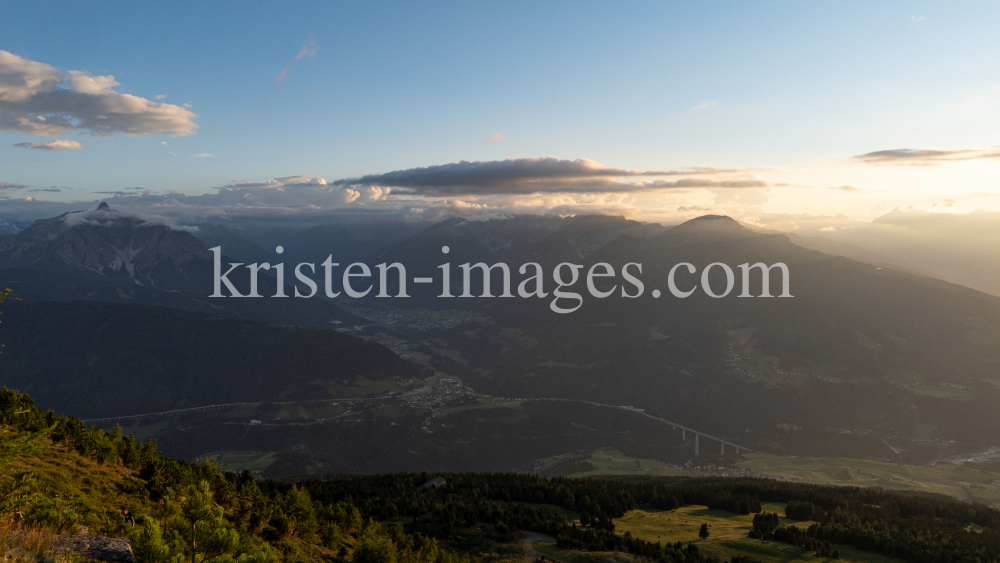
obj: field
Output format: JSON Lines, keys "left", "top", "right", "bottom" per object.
{"left": 532, "top": 542, "right": 641, "bottom": 563}
{"left": 199, "top": 450, "right": 277, "bottom": 473}
{"left": 737, "top": 454, "right": 1000, "bottom": 506}
{"left": 536, "top": 448, "right": 1000, "bottom": 508}
{"left": 535, "top": 448, "right": 688, "bottom": 478}
{"left": 529, "top": 503, "right": 903, "bottom": 563}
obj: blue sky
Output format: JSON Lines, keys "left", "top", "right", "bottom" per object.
{"left": 2, "top": 1, "right": 1000, "bottom": 229}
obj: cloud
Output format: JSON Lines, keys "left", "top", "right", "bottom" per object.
{"left": 911, "top": 15, "right": 926, "bottom": 22}
{"left": 94, "top": 189, "right": 152, "bottom": 196}
{"left": 192, "top": 152, "right": 214, "bottom": 158}
{"left": 849, "top": 147, "right": 1000, "bottom": 166}
{"left": 0, "top": 157, "right": 789, "bottom": 228}
{"left": 155, "top": 94, "right": 167, "bottom": 100}
{"left": 277, "top": 34, "right": 319, "bottom": 84}
{"left": 933, "top": 198, "right": 958, "bottom": 208}
{"left": 295, "top": 35, "right": 319, "bottom": 60}
{"left": 14, "top": 139, "right": 83, "bottom": 151}
{"left": 0, "top": 51, "right": 197, "bottom": 141}
{"left": 63, "top": 203, "right": 198, "bottom": 232}
{"left": 0, "top": 181, "right": 28, "bottom": 190}
{"left": 691, "top": 100, "right": 718, "bottom": 110}
{"left": 203, "top": 175, "right": 361, "bottom": 208}
{"left": 833, "top": 185, "right": 865, "bottom": 192}
{"left": 486, "top": 132, "right": 503, "bottom": 143}
{"left": 332, "top": 157, "right": 781, "bottom": 196}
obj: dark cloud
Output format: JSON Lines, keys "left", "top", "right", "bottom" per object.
{"left": 850, "top": 147, "right": 1000, "bottom": 166}
{"left": 0, "top": 159, "right": 786, "bottom": 226}
{"left": 332, "top": 157, "right": 777, "bottom": 196}
{"left": 0, "top": 181, "right": 29, "bottom": 190}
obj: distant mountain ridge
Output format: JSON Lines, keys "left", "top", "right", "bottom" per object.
{"left": 0, "top": 202, "right": 212, "bottom": 291}
{"left": 0, "top": 202, "right": 363, "bottom": 327}
{"left": 8, "top": 209, "right": 1000, "bottom": 473}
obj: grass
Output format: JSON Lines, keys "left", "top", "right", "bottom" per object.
{"left": 737, "top": 454, "right": 1000, "bottom": 506}
{"left": 0, "top": 521, "right": 70, "bottom": 563}
{"left": 199, "top": 451, "right": 276, "bottom": 473}
{"left": 1, "top": 432, "right": 141, "bottom": 561}
{"left": 613, "top": 504, "right": 903, "bottom": 563}
{"left": 533, "top": 541, "right": 640, "bottom": 563}
{"left": 535, "top": 449, "right": 687, "bottom": 478}
{"left": 7, "top": 445, "right": 153, "bottom": 524}
{"left": 540, "top": 449, "right": 1000, "bottom": 508}
{"left": 524, "top": 500, "right": 903, "bottom": 563}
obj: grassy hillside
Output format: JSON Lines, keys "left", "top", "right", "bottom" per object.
{"left": 6, "top": 387, "right": 1000, "bottom": 563}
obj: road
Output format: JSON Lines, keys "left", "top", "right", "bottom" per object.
{"left": 520, "top": 531, "right": 557, "bottom": 563}
{"left": 77, "top": 374, "right": 754, "bottom": 454}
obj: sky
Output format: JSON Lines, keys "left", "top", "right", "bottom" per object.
{"left": 2, "top": 1, "right": 1000, "bottom": 230}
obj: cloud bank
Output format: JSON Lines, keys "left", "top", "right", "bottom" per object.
{"left": 0, "top": 157, "right": 792, "bottom": 228}
{"left": 332, "top": 157, "right": 781, "bottom": 196}
{"left": 850, "top": 147, "right": 1000, "bottom": 166}
{"left": 0, "top": 50, "right": 197, "bottom": 142}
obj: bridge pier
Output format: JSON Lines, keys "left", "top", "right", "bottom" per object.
{"left": 695, "top": 434, "right": 699, "bottom": 455}
{"left": 721, "top": 442, "right": 724, "bottom": 455}
{"left": 682, "top": 429, "right": 686, "bottom": 440}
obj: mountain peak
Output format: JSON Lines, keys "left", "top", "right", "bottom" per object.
{"left": 97, "top": 202, "right": 111, "bottom": 210}
{"left": 688, "top": 214, "right": 738, "bottom": 223}
{"left": 655, "top": 214, "right": 759, "bottom": 245}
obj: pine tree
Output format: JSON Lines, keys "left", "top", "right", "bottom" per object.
{"left": 131, "top": 520, "right": 182, "bottom": 563}
{"left": 0, "top": 288, "right": 18, "bottom": 355}
{"left": 353, "top": 522, "right": 397, "bottom": 563}
{"left": 172, "top": 481, "right": 241, "bottom": 563}
{"left": 698, "top": 523, "right": 709, "bottom": 540}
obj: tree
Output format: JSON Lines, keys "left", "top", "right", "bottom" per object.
{"left": 0, "top": 288, "right": 19, "bottom": 354}
{"left": 353, "top": 522, "right": 397, "bottom": 563}
{"left": 131, "top": 520, "right": 182, "bottom": 563}
{"left": 173, "top": 481, "right": 241, "bottom": 563}
{"left": 698, "top": 523, "right": 709, "bottom": 540}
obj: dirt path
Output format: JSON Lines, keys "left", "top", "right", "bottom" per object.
{"left": 520, "top": 531, "right": 557, "bottom": 563}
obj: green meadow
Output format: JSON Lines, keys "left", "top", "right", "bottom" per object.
{"left": 737, "top": 454, "right": 1000, "bottom": 506}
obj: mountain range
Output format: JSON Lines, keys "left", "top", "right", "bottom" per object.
{"left": 3, "top": 206, "right": 1000, "bottom": 475}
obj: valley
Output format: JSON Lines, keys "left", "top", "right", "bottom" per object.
{"left": 6, "top": 209, "right": 1000, "bottom": 487}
